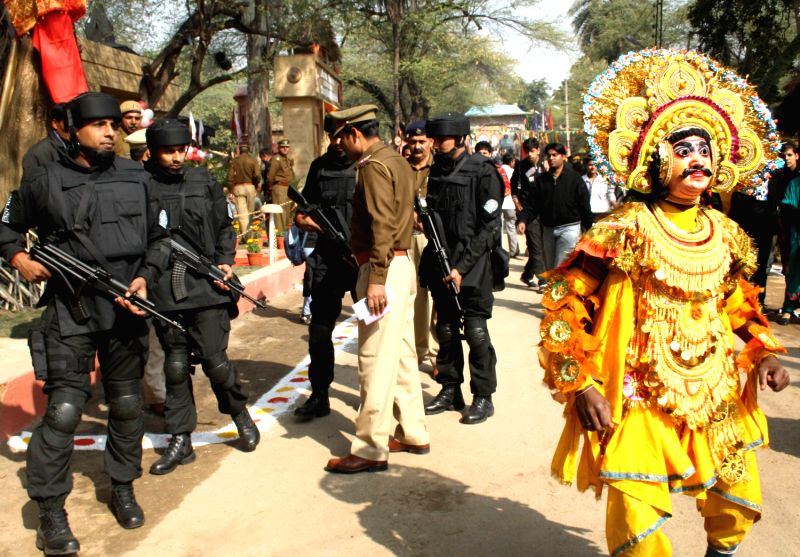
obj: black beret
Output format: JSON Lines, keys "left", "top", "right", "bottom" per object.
{"left": 65, "top": 92, "right": 122, "bottom": 128}
{"left": 146, "top": 119, "right": 191, "bottom": 151}
{"left": 425, "top": 113, "right": 470, "bottom": 137}
{"left": 404, "top": 120, "right": 426, "bottom": 136}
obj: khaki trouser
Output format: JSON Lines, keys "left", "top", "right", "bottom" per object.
{"left": 351, "top": 255, "right": 429, "bottom": 461}
{"left": 271, "top": 184, "right": 290, "bottom": 232}
{"left": 142, "top": 326, "right": 165, "bottom": 404}
{"left": 233, "top": 184, "right": 257, "bottom": 232}
{"left": 409, "top": 232, "right": 438, "bottom": 362}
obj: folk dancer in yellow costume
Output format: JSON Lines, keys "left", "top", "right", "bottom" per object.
{"left": 539, "top": 49, "right": 791, "bottom": 557}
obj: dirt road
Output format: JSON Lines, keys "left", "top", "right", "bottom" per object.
{"left": 1, "top": 259, "right": 798, "bottom": 556}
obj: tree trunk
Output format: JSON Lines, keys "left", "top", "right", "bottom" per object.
{"left": 0, "top": 37, "right": 47, "bottom": 202}
{"left": 392, "top": 19, "right": 401, "bottom": 134}
{"left": 246, "top": 0, "right": 272, "bottom": 153}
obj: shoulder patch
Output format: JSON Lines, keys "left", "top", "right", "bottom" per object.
{"left": 158, "top": 209, "right": 169, "bottom": 229}
{"left": 1, "top": 194, "right": 12, "bottom": 224}
{"left": 483, "top": 199, "right": 499, "bottom": 214}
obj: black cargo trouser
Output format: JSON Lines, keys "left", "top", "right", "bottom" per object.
{"left": 26, "top": 305, "right": 149, "bottom": 505}
{"left": 155, "top": 305, "right": 247, "bottom": 434}
{"left": 429, "top": 269, "right": 497, "bottom": 396}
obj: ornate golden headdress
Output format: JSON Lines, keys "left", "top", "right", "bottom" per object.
{"left": 583, "top": 48, "right": 783, "bottom": 195}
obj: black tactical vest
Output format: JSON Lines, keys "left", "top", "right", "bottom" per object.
{"left": 426, "top": 153, "right": 485, "bottom": 249}
{"left": 318, "top": 161, "right": 356, "bottom": 226}
{"left": 149, "top": 168, "right": 218, "bottom": 258}
{"left": 148, "top": 167, "right": 231, "bottom": 310}
{"left": 45, "top": 163, "right": 148, "bottom": 261}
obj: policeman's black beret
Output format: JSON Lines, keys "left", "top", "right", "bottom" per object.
{"left": 404, "top": 120, "right": 426, "bottom": 137}
{"left": 64, "top": 92, "right": 122, "bottom": 128}
{"left": 146, "top": 119, "right": 191, "bottom": 151}
{"left": 425, "top": 113, "right": 470, "bottom": 137}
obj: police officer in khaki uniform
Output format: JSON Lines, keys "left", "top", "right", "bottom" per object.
{"left": 404, "top": 121, "right": 439, "bottom": 368}
{"left": 227, "top": 144, "right": 261, "bottom": 232}
{"left": 266, "top": 138, "right": 295, "bottom": 231}
{"left": 114, "top": 100, "right": 142, "bottom": 159}
{"left": 324, "top": 105, "right": 429, "bottom": 474}
{"left": 124, "top": 128, "right": 149, "bottom": 162}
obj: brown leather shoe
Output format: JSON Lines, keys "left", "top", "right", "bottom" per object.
{"left": 388, "top": 438, "right": 430, "bottom": 455}
{"left": 325, "top": 454, "right": 388, "bottom": 474}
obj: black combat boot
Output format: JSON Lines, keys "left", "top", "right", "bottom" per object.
{"left": 232, "top": 409, "right": 260, "bottom": 452}
{"left": 149, "top": 433, "right": 196, "bottom": 475}
{"left": 461, "top": 395, "right": 494, "bottom": 424}
{"left": 36, "top": 503, "right": 80, "bottom": 555}
{"left": 424, "top": 384, "right": 465, "bottom": 415}
{"left": 110, "top": 481, "right": 144, "bottom": 529}
{"left": 294, "top": 393, "right": 331, "bottom": 420}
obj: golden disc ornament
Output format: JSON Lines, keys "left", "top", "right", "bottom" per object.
{"left": 582, "top": 48, "right": 783, "bottom": 196}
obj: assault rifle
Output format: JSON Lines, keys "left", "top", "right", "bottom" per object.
{"left": 287, "top": 186, "right": 359, "bottom": 270}
{"left": 169, "top": 230, "right": 267, "bottom": 309}
{"left": 414, "top": 197, "right": 463, "bottom": 320}
{"left": 30, "top": 242, "right": 185, "bottom": 332}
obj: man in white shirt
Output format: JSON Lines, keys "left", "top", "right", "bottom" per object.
{"left": 583, "top": 156, "right": 619, "bottom": 223}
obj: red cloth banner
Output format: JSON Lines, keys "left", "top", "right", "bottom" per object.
{"left": 31, "top": 10, "right": 88, "bottom": 103}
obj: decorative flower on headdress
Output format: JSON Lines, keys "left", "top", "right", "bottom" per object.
{"left": 583, "top": 48, "right": 783, "bottom": 195}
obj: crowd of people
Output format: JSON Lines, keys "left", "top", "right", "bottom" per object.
{"left": 0, "top": 45, "right": 796, "bottom": 557}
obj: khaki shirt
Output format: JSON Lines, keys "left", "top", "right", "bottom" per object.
{"left": 409, "top": 154, "right": 433, "bottom": 197}
{"left": 351, "top": 141, "right": 415, "bottom": 285}
{"left": 266, "top": 154, "right": 294, "bottom": 187}
{"left": 227, "top": 153, "right": 261, "bottom": 186}
{"left": 114, "top": 129, "right": 131, "bottom": 159}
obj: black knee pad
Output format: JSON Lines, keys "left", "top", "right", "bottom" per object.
{"left": 464, "top": 325, "right": 489, "bottom": 348}
{"left": 107, "top": 380, "right": 143, "bottom": 434}
{"left": 201, "top": 352, "right": 235, "bottom": 389}
{"left": 437, "top": 322, "right": 455, "bottom": 345}
{"left": 43, "top": 401, "right": 83, "bottom": 435}
{"left": 164, "top": 360, "right": 190, "bottom": 386}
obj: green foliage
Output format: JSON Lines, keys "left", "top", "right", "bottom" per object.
{"left": 517, "top": 79, "right": 551, "bottom": 112}
{"left": 688, "top": 0, "right": 800, "bottom": 102}
{"left": 335, "top": 0, "right": 561, "bottom": 127}
{"left": 570, "top": 0, "right": 691, "bottom": 63}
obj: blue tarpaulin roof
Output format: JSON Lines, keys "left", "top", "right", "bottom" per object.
{"left": 465, "top": 104, "right": 527, "bottom": 117}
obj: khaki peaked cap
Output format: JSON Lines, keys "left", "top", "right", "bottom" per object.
{"left": 328, "top": 104, "right": 379, "bottom": 137}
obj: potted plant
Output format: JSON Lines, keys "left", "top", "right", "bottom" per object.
{"left": 275, "top": 228, "right": 285, "bottom": 250}
{"left": 245, "top": 238, "right": 264, "bottom": 266}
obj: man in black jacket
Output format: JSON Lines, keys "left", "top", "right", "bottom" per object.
{"left": 421, "top": 113, "right": 502, "bottom": 425}
{"left": 0, "top": 92, "right": 170, "bottom": 554}
{"left": 512, "top": 137, "right": 546, "bottom": 288}
{"left": 20, "top": 104, "right": 69, "bottom": 179}
{"left": 144, "top": 119, "right": 259, "bottom": 476}
{"left": 293, "top": 115, "right": 357, "bottom": 420}
{"left": 523, "top": 142, "right": 592, "bottom": 272}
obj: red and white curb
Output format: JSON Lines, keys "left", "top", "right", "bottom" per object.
{"left": 7, "top": 316, "right": 359, "bottom": 452}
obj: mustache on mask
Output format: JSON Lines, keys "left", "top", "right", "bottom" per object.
{"left": 681, "top": 166, "right": 713, "bottom": 179}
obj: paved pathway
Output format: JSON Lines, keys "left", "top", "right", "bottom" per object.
{"left": 1, "top": 259, "right": 798, "bottom": 556}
